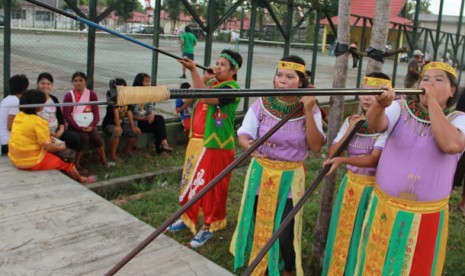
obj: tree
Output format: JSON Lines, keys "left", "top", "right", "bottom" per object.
{"left": 311, "top": 0, "right": 351, "bottom": 272}
{"left": 164, "top": 0, "right": 182, "bottom": 33}
{"left": 406, "top": 0, "right": 432, "bottom": 20}
{"left": 366, "top": 0, "right": 392, "bottom": 74}
{"left": 320, "top": 0, "right": 339, "bottom": 17}
{"left": 1, "top": 0, "right": 20, "bottom": 9}
{"left": 108, "top": 0, "right": 142, "bottom": 22}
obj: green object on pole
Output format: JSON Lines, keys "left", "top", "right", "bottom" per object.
{"left": 86, "top": 0, "right": 97, "bottom": 89}
{"left": 356, "top": 17, "right": 367, "bottom": 88}
{"left": 3, "top": 0, "right": 11, "bottom": 97}
{"left": 151, "top": 0, "right": 162, "bottom": 86}
{"left": 311, "top": 9, "right": 320, "bottom": 86}
{"left": 433, "top": 0, "right": 445, "bottom": 60}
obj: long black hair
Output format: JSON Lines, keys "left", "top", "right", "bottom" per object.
{"left": 37, "top": 72, "right": 54, "bottom": 84}
{"left": 133, "top": 73, "right": 150, "bottom": 87}
{"left": 71, "top": 71, "right": 87, "bottom": 82}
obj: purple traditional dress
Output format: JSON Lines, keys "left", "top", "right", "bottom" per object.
{"left": 356, "top": 99, "right": 465, "bottom": 275}
{"left": 322, "top": 117, "right": 387, "bottom": 275}
{"left": 230, "top": 97, "right": 325, "bottom": 276}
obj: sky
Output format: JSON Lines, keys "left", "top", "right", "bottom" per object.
{"left": 430, "top": 0, "right": 464, "bottom": 16}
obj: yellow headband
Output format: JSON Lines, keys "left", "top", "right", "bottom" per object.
{"left": 421, "top": 61, "right": 457, "bottom": 78}
{"left": 362, "top": 77, "right": 392, "bottom": 88}
{"left": 278, "top": 61, "right": 306, "bottom": 73}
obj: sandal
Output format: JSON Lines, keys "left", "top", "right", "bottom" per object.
{"left": 160, "top": 144, "right": 173, "bottom": 152}
{"left": 82, "top": 175, "right": 97, "bottom": 184}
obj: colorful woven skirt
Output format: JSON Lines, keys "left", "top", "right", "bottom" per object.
{"left": 323, "top": 170, "right": 375, "bottom": 276}
{"left": 355, "top": 186, "right": 449, "bottom": 276}
{"left": 230, "top": 158, "right": 305, "bottom": 276}
{"left": 180, "top": 145, "right": 234, "bottom": 234}
{"left": 179, "top": 137, "right": 205, "bottom": 204}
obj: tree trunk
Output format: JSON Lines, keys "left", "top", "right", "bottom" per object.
{"left": 310, "top": 0, "right": 351, "bottom": 273}
{"left": 366, "top": 0, "right": 392, "bottom": 74}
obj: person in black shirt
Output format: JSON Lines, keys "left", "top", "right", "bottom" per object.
{"left": 102, "top": 78, "right": 141, "bottom": 161}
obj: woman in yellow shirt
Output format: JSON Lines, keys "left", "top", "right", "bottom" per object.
{"left": 8, "top": 90, "right": 96, "bottom": 184}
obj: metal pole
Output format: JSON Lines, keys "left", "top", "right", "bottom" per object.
{"left": 283, "top": 0, "right": 294, "bottom": 56}
{"left": 3, "top": 0, "right": 12, "bottom": 97}
{"left": 411, "top": 0, "right": 421, "bottom": 54}
{"left": 392, "top": 24, "right": 403, "bottom": 87}
{"left": 458, "top": 39, "right": 465, "bottom": 86}
{"left": 7, "top": 88, "right": 425, "bottom": 109}
{"left": 240, "top": 6, "right": 245, "bottom": 39}
{"left": 433, "top": 0, "right": 444, "bottom": 60}
{"left": 151, "top": 0, "right": 162, "bottom": 86}
{"left": 422, "top": 28, "right": 428, "bottom": 54}
{"left": 86, "top": 0, "right": 97, "bottom": 89}
{"left": 245, "top": 0, "right": 258, "bottom": 91}
{"left": 204, "top": 0, "right": 216, "bottom": 68}
{"left": 311, "top": 9, "right": 320, "bottom": 85}
{"left": 356, "top": 18, "right": 367, "bottom": 88}
{"left": 455, "top": 0, "right": 465, "bottom": 59}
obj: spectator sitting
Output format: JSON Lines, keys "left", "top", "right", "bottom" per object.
{"left": 0, "top": 74, "right": 29, "bottom": 155}
{"left": 36, "top": 72, "right": 81, "bottom": 152}
{"left": 62, "top": 72, "right": 113, "bottom": 171}
{"left": 8, "top": 90, "right": 96, "bottom": 184}
{"left": 132, "top": 73, "right": 172, "bottom": 155}
{"left": 175, "top": 82, "right": 193, "bottom": 140}
{"left": 102, "top": 78, "right": 141, "bottom": 162}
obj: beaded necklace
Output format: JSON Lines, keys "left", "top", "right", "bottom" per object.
{"left": 262, "top": 96, "right": 304, "bottom": 119}
{"left": 356, "top": 119, "right": 377, "bottom": 135}
{"left": 406, "top": 100, "right": 452, "bottom": 123}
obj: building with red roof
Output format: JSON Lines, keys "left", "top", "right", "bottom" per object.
{"left": 319, "top": 0, "right": 412, "bottom": 53}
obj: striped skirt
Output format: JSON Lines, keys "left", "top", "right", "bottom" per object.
{"left": 355, "top": 186, "right": 449, "bottom": 276}
{"left": 230, "top": 158, "right": 305, "bottom": 276}
{"left": 323, "top": 170, "right": 375, "bottom": 276}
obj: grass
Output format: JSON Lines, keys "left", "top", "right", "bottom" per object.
{"left": 91, "top": 144, "right": 465, "bottom": 274}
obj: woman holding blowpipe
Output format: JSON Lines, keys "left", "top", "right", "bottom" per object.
{"left": 230, "top": 55, "right": 325, "bottom": 276}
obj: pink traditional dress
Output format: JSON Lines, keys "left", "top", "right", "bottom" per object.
{"left": 355, "top": 99, "right": 465, "bottom": 275}
{"left": 322, "top": 117, "right": 387, "bottom": 276}
{"left": 230, "top": 96, "right": 325, "bottom": 276}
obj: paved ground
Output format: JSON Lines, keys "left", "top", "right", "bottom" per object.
{"left": 2, "top": 31, "right": 465, "bottom": 118}
{"left": 0, "top": 156, "right": 233, "bottom": 275}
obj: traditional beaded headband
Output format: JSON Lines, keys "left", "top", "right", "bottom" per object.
{"left": 220, "top": 53, "right": 240, "bottom": 69}
{"left": 422, "top": 61, "right": 456, "bottom": 78}
{"left": 362, "top": 77, "right": 392, "bottom": 88}
{"left": 278, "top": 61, "right": 306, "bottom": 73}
